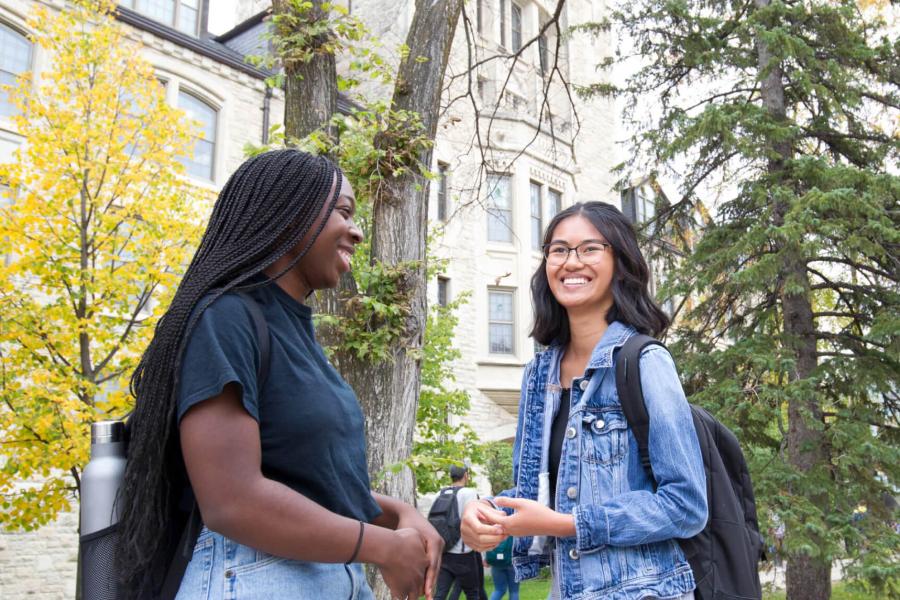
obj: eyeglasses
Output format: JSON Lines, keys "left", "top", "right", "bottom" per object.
{"left": 542, "top": 240, "right": 612, "bottom": 265}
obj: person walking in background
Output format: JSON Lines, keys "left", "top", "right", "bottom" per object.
{"left": 485, "top": 536, "right": 518, "bottom": 600}
{"left": 459, "top": 202, "right": 707, "bottom": 599}
{"left": 434, "top": 465, "right": 484, "bottom": 600}
{"left": 114, "top": 149, "right": 442, "bottom": 600}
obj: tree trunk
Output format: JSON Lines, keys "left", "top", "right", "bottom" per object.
{"left": 272, "top": 0, "right": 338, "bottom": 143}
{"left": 273, "top": 0, "right": 356, "bottom": 340}
{"left": 360, "top": 3, "right": 464, "bottom": 597}
{"left": 276, "top": 2, "right": 464, "bottom": 597}
{"left": 754, "top": 1, "right": 830, "bottom": 598}
{"left": 364, "top": 0, "right": 464, "bottom": 498}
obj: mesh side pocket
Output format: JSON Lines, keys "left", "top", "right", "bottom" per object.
{"left": 80, "top": 524, "right": 122, "bottom": 600}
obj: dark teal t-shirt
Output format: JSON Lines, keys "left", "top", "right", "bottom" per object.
{"left": 176, "top": 282, "right": 382, "bottom": 524}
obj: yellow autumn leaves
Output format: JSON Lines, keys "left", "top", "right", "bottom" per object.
{"left": 0, "top": 0, "right": 210, "bottom": 529}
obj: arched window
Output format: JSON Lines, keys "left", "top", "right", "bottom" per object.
{"left": 0, "top": 23, "right": 33, "bottom": 118}
{"left": 177, "top": 89, "right": 217, "bottom": 181}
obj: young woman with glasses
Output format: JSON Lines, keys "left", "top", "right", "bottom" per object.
{"left": 460, "top": 202, "right": 707, "bottom": 599}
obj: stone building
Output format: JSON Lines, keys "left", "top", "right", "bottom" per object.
{"left": 0, "top": 0, "right": 628, "bottom": 596}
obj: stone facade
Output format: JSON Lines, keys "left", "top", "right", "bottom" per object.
{"left": 0, "top": 0, "right": 620, "bottom": 596}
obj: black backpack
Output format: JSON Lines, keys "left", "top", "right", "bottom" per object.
{"left": 427, "top": 486, "right": 463, "bottom": 548}
{"left": 80, "top": 292, "right": 270, "bottom": 600}
{"left": 615, "top": 334, "right": 763, "bottom": 600}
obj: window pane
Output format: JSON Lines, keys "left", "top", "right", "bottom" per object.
{"left": 437, "top": 162, "right": 448, "bottom": 221}
{"left": 489, "top": 324, "right": 514, "bottom": 354}
{"left": 530, "top": 182, "right": 542, "bottom": 250}
{"left": 500, "top": 0, "right": 507, "bottom": 47}
{"left": 488, "top": 289, "right": 515, "bottom": 354}
{"left": 180, "top": 138, "right": 214, "bottom": 180}
{"left": 178, "top": 91, "right": 217, "bottom": 141}
{"left": 487, "top": 174, "right": 512, "bottom": 242}
{"left": 511, "top": 4, "right": 522, "bottom": 52}
{"left": 489, "top": 291, "right": 513, "bottom": 321}
{"left": 178, "top": 5, "right": 198, "bottom": 34}
{"left": 437, "top": 277, "right": 449, "bottom": 307}
{"left": 0, "top": 24, "right": 32, "bottom": 118}
{"left": 547, "top": 189, "right": 562, "bottom": 220}
{"left": 136, "top": 0, "right": 176, "bottom": 24}
{"left": 487, "top": 174, "right": 510, "bottom": 209}
{"left": 538, "top": 34, "right": 548, "bottom": 74}
{"left": 178, "top": 91, "right": 216, "bottom": 180}
{"left": 488, "top": 209, "right": 512, "bottom": 242}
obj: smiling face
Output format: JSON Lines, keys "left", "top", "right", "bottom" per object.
{"left": 293, "top": 175, "right": 362, "bottom": 291}
{"left": 545, "top": 215, "right": 615, "bottom": 316}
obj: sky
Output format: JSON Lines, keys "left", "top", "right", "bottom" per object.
{"left": 207, "top": 0, "right": 241, "bottom": 35}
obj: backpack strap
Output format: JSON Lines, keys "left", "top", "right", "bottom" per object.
{"left": 158, "top": 292, "right": 271, "bottom": 600}
{"left": 235, "top": 292, "right": 272, "bottom": 390}
{"left": 615, "top": 333, "right": 666, "bottom": 479}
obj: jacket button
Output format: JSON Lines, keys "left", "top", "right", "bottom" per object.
{"left": 579, "top": 379, "right": 589, "bottom": 391}
{"left": 566, "top": 427, "right": 576, "bottom": 439}
{"left": 593, "top": 419, "right": 605, "bottom": 431}
{"left": 566, "top": 486, "right": 577, "bottom": 499}
{"left": 569, "top": 548, "right": 579, "bottom": 560}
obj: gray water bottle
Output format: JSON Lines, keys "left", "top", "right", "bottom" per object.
{"left": 81, "top": 420, "right": 127, "bottom": 535}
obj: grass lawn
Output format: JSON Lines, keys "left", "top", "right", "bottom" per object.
{"left": 483, "top": 576, "right": 867, "bottom": 600}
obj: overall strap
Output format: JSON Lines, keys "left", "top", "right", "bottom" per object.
{"left": 615, "top": 334, "right": 666, "bottom": 478}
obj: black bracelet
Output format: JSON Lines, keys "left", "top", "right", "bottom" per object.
{"left": 346, "top": 520, "right": 365, "bottom": 564}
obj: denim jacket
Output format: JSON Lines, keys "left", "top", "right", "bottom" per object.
{"left": 497, "top": 321, "right": 707, "bottom": 600}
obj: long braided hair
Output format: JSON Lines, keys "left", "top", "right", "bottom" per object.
{"left": 115, "top": 149, "right": 342, "bottom": 594}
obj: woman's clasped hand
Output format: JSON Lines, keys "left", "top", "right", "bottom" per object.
{"left": 460, "top": 497, "right": 575, "bottom": 553}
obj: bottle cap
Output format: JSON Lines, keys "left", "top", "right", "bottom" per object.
{"left": 91, "top": 420, "right": 125, "bottom": 444}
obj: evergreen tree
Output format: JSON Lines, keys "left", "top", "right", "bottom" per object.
{"left": 583, "top": 1, "right": 899, "bottom": 598}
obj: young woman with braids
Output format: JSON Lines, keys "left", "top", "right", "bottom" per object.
{"left": 115, "top": 149, "right": 442, "bottom": 600}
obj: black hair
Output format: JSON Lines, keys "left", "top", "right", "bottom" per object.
{"left": 529, "top": 201, "right": 670, "bottom": 346}
{"left": 449, "top": 464, "right": 468, "bottom": 482}
{"left": 115, "top": 149, "right": 341, "bottom": 595}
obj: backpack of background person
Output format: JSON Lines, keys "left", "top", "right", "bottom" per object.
{"left": 615, "top": 334, "right": 764, "bottom": 600}
{"left": 485, "top": 536, "right": 513, "bottom": 567}
{"left": 79, "top": 292, "right": 270, "bottom": 600}
{"left": 427, "top": 486, "right": 463, "bottom": 549}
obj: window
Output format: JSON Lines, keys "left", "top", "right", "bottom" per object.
{"left": 499, "top": 0, "right": 507, "bottom": 48}
{"left": 437, "top": 277, "right": 449, "bottom": 307}
{"left": 0, "top": 23, "right": 32, "bottom": 118}
{"left": 476, "top": 0, "right": 483, "bottom": 35}
{"left": 636, "top": 186, "right": 656, "bottom": 222}
{"left": 547, "top": 188, "right": 562, "bottom": 221}
{"left": 122, "top": 0, "right": 200, "bottom": 36}
{"left": 177, "top": 90, "right": 217, "bottom": 181}
{"left": 511, "top": 3, "right": 523, "bottom": 52}
{"left": 530, "top": 181, "right": 542, "bottom": 250}
{"left": 486, "top": 174, "right": 512, "bottom": 243}
{"left": 436, "top": 162, "right": 449, "bottom": 222}
{"left": 488, "top": 289, "right": 515, "bottom": 354}
{"left": 538, "top": 33, "right": 548, "bottom": 75}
